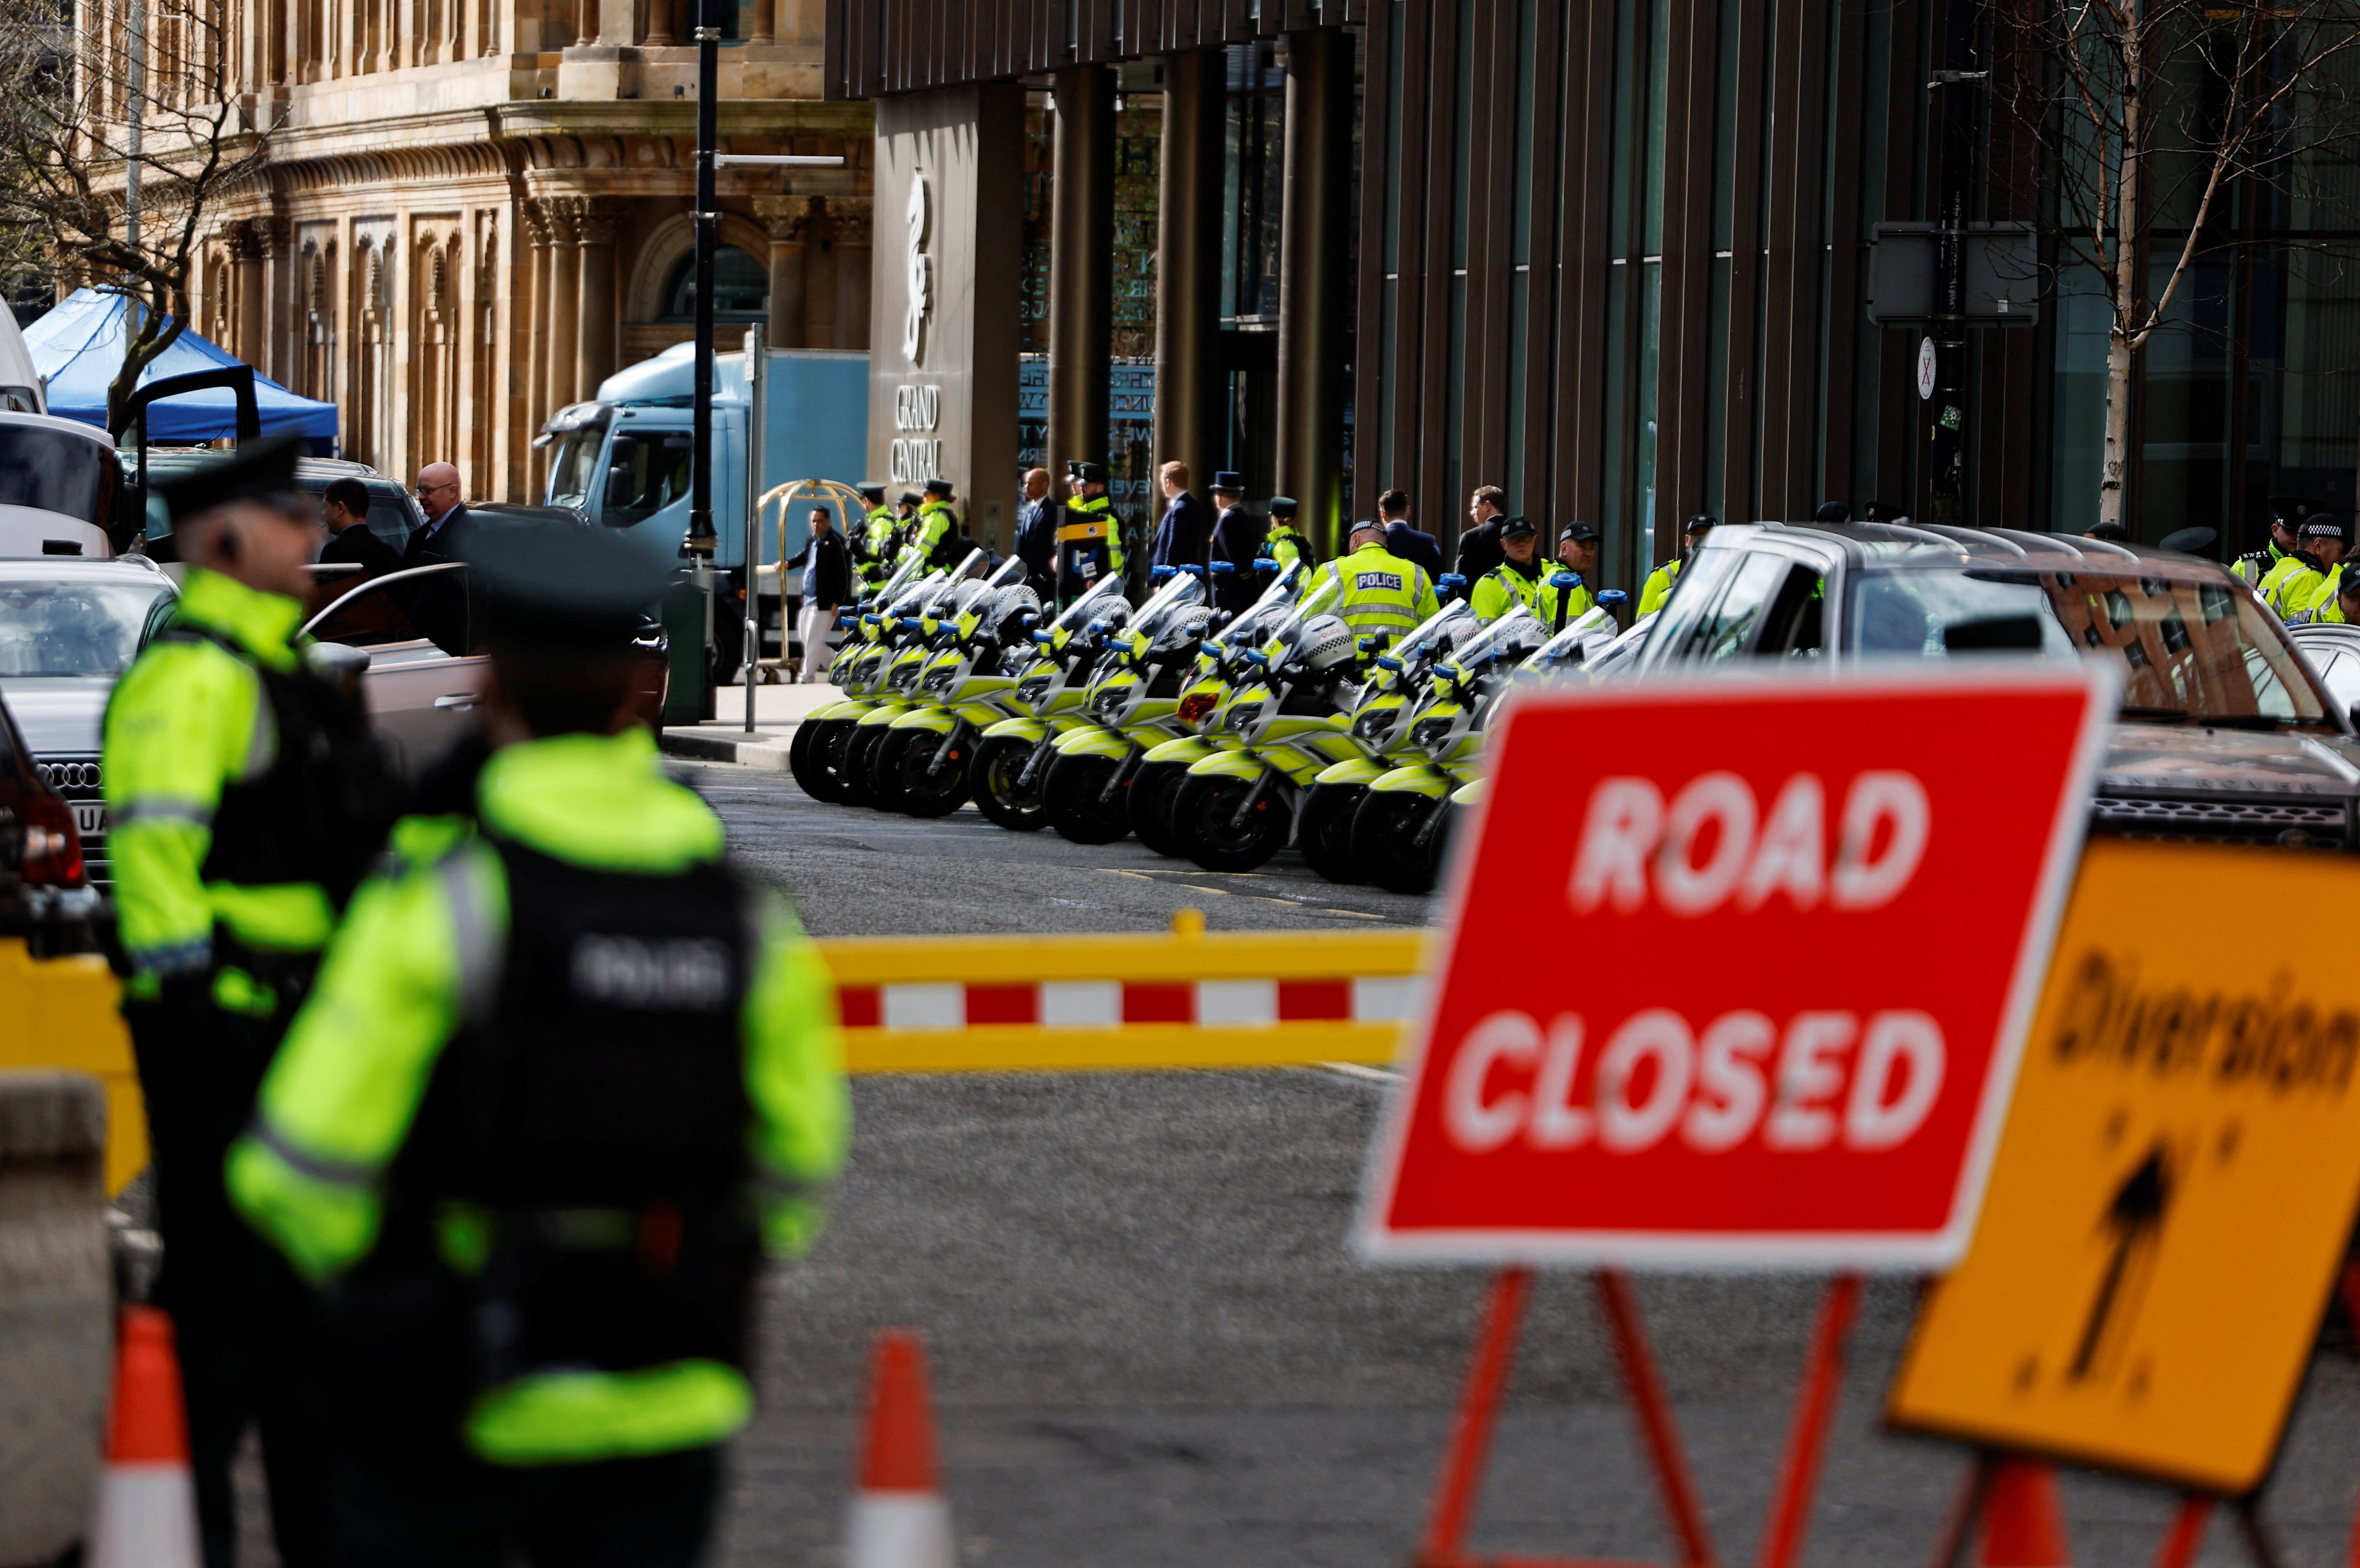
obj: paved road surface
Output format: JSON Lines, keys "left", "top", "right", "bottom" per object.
{"left": 244, "top": 758, "right": 2360, "bottom": 1566}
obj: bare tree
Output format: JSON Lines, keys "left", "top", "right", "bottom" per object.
{"left": 0, "top": 0, "right": 263, "bottom": 431}
{"left": 1988, "top": 0, "right": 2360, "bottom": 532}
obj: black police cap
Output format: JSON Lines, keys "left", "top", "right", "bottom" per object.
{"left": 1500, "top": 515, "right": 1538, "bottom": 540}
{"left": 156, "top": 435, "right": 307, "bottom": 527}
{"left": 924, "top": 477, "right": 954, "bottom": 497}
{"left": 858, "top": 482, "right": 885, "bottom": 503}
{"left": 1068, "top": 460, "right": 1109, "bottom": 485}
{"left": 463, "top": 523, "right": 670, "bottom": 647}
{"left": 1267, "top": 495, "right": 1299, "bottom": 518}
{"left": 898, "top": 490, "right": 922, "bottom": 507}
{"left": 1685, "top": 513, "right": 1717, "bottom": 534}
{"left": 1559, "top": 521, "right": 1601, "bottom": 544}
{"left": 1813, "top": 501, "right": 1850, "bottom": 523}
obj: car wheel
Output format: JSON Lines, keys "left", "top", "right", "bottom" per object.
{"left": 889, "top": 727, "right": 971, "bottom": 818}
{"left": 1351, "top": 789, "right": 1448, "bottom": 895}
{"left": 1298, "top": 782, "right": 1368, "bottom": 884}
{"left": 1173, "top": 771, "right": 1289, "bottom": 873}
{"left": 1126, "top": 761, "right": 1191, "bottom": 858}
{"left": 1043, "top": 751, "right": 1135, "bottom": 844}
{"left": 968, "top": 734, "right": 1052, "bottom": 831}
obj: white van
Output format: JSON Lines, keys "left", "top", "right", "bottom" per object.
{"left": 0, "top": 413, "right": 121, "bottom": 558}
{"left": 0, "top": 299, "right": 43, "bottom": 413}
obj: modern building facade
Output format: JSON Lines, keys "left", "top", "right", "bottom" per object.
{"left": 81, "top": 0, "right": 875, "bottom": 499}
{"left": 828, "top": 0, "right": 2360, "bottom": 592}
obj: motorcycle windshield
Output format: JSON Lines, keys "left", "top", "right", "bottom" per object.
{"left": 1394, "top": 599, "right": 1480, "bottom": 665}
{"left": 1443, "top": 605, "right": 1547, "bottom": 674}
{"left": 1261, "top": 571, "right": 1346, "bottom": 656}
{"left": 871, "top": 551, "right": 925, "bottom": 604}
{"left": 1130, "top": 569, "right": 1209, "bottom": 639}
{"left": 1051, "top": 572, "right": 1131, "bottom": 632}
{"left": 1524, "top": 606, "right": 1619, "bottom": 671}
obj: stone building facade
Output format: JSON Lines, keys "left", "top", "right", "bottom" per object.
{"left": 98, "top": 0, "right": 874, "bottom": 499}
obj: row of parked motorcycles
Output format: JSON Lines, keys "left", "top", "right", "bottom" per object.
{"left": 784, "top": 549, "right": 1637, "bottom": 894}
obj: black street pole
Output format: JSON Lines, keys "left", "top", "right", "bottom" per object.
{"left": 1928, "top": 6, "right": 1981, "bottom": 525}
{"left": 687, "top": 0, "right": 719, "bottom": 560}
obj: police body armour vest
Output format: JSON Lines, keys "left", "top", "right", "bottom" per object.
{"left": 411, "top": 838, "right": 762, "bottom": 1385}
{"left": 155, "top": 626, "right": 397, "bottom": 903}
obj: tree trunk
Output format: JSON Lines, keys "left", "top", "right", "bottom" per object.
{"left": 2098, "top": 23, "right": 2144, "bottom": 536}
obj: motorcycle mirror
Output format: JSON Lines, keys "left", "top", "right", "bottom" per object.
{"left": 1375, "top": 656, "right": 1403, "bottom": 671}
{"left": 1031, "top": 630, "right": 1056, "bottom": 645}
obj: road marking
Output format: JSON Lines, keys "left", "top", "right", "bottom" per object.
{"left": 1181, "top": 884, "right": 1235, "bottom": 897}
{"left": 1316, "top": 1061, "right": 1401, "bottom": 1085}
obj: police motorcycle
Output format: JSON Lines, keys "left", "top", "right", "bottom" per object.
{"left": 1039, "top": 565, "right": 1219, "bottom": 844}
{"left": 1295, "top": 589, "right": 1481, "bottom": 884}
{"left": 797, "top": 556, "right": 971, "bottom": 807}
{"left": 1350, "top": 602, "right": 1570, "bottom": 895}
{"left": 843, "top": 549, "right": 1000, "bottom": 809}
{"left": 1163, "top": 574, "right": 1375, "bottom": 874}
{"left": 787, "top": 551, "right": 936, "bottom": 800}
{"left": 965, "top": 570, "right": 1139, "bottom": 831}
{"left": 1124, "top": 557, "right": 1310, "bottom": 856}
{"left": 865, "top": 556, "right": 1042, "bottom": 817}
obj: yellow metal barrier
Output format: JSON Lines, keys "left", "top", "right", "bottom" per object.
{"left": 815, "top": 915, "right": 1433, "bottom": 1074}
{"left": 0, "top": 939, "right": 145, "bottom": 1194}
{"left": 0, "top": 915, "right": 1430, "bottom": 1193}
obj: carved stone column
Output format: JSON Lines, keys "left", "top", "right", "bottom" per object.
{"left": 542, "top": 199, "right": 581, "bottom": 413}
{"left": 754, "top": 195, "right": 814, "bottom": 350}
{"left": 747, "top": 0, "right": 772, "bottom": 44}
{"left": 830, "top": 197, "right": 872, "bottom": 352}
{"left": 252, "top": 216, "right": 289, "bottom": 383}
{"left": 524, "top": 199, "right": 555, "bottom": 435}
{"left": 231, "top": 222, "right": 267, "bottom": 370}
{"left": 572, "top": 197, "right": 624, "bottom": 402}
{"left": 643, "top": 0, "right": 678, "bottom": 46}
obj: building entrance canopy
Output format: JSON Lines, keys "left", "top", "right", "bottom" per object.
{"left": 27, "top": 290, "right": 339, "bottom": 447}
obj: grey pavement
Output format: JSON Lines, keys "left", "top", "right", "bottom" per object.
{"left": 245, "top": 755, "right": 2360, "bottom": 1566}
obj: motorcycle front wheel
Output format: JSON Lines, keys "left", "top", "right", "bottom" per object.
{"left": 1044, "top": 751, "right": 1135, "bottom": 844}
{"left": 1351, "top": 789, "right": 1449, "bottom": 895}
{"left": 790, "top": 719, "right": 840, "bottom": 802}
{"left": 863, "top": 724, "right": 913, "bottom": 812}
{"left": 1298, "top": 782, "right": 1368, "bottom": 884}
{"left": 886, "top": 727, "right": 971, "bottom": 818}
{"left": 968, "top": 734, "right": 1051, "bottom": 831}
{"left": 1126, "top": 761, "right": 1191, "bottom": 858}
{"left": 1173, "top": 771, "right": 1289, "bottom": 873}
{"left": 833, "top": 724, "right": 887, "bottom": 809}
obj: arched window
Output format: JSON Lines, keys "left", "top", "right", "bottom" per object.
{"left": 659, "top": 245, "right": 767, "bottom": 322}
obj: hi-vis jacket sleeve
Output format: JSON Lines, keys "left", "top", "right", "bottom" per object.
{"left": 102, "top": 641, "right": 263, "bottom": 975}
{"left": 741, "top": 894, "right": 850, "bottom": 1259}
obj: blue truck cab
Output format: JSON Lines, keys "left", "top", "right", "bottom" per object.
{"left": 537, "top": 341, "right": 869, "bottom": 573}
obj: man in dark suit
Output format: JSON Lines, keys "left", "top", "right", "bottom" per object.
{"left": 403, "top": 462, "right": 475, "bottom": 653}
{"left": 1013, "top": 467, "right": 1056, "bottom": 596}
{"left": 1452, "top": 484, "right": 1510, "bottom": 588}
{"left": 1378, "top": 487, "right": 1444, "bottom": 577}
{"left": 1149, "top": 461, "right": 1213, "bottom": 572}
{"left": 1206, "top": 471, "right": 1263, "bottom": 615}
{"left": 316, "top": 477, "right": 400, "bottom": 581}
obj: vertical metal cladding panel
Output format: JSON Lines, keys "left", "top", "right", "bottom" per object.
{"left": 1518, "top": 0, "right": 1565, "bottom": 525}
{"left": 1415, "top": 0, "right": 1459, "bottom": 534}
{"left": 1387, "top": 0, "right": 1432, "bottom": 518}
{"left": 1652, "top": 0, "right": 1721, "bottom": 532}
{"left": 1756, "top": 0, "right": 1829, "bottom": 520}
{"left": 1460, "top": 0, "right": 1517, "bottom": 500}
{"left": 1353, "top": 0, "right": 1392, "bottom": 517}
{"left": 1552, "top": 0, "right": 1616, "bottom": 540}
{"left": 1718, "top": 0, "right": 1768, "bottom": 522}
{"left": 1819, "top": 0, "right": 1868, "bottom": 516}
{"left": 1874, "top": 0, "right": 1923, "bottom": 506}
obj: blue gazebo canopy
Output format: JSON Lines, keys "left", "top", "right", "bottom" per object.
{"left": 24, "top": 288, "right": 338, "bottom": 448}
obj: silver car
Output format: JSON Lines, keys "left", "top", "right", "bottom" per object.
{"left": 0, "top": 556, "right": 179, "bottom": 884}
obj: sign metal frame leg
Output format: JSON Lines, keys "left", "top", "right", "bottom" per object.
{"left": 1414, "top": 1270, "right": 1863, "bottom": 1568}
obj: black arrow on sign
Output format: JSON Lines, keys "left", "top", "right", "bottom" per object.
{"left": 2069, "top": 1144, "right": 2173, "bottom": 1382}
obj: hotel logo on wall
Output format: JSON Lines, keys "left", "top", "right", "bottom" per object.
{"left": 903, "top": 171, "right": 931, "bottom": 363}
{"left": 891, "top": 383, "right": 942, "bottom": 484}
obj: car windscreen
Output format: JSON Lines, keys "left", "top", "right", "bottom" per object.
{"left": 1847, "top": 566, "right": 2330, "bottom": 727}
{"left": 0, "top": 574, "right": 175, "bottom": 676}
{"left": 0, "top": 427, "right": 119, "bottom": 524}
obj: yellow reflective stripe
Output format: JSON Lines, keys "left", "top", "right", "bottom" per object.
{"left": 465, "top": 1360, "right": 753, "bottom": 1466}
{"left": 1058, "top": 521, "right": 1109, "bottom": 542}
{"left": 207, "top": 882, "right": 337, "bottom": 951}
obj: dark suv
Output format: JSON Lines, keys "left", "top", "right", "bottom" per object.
{"left": 1636, "top": 521, "right": 2360, "bottom": 849}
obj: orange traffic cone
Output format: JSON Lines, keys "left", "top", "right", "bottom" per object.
{"left": 1978, "top": 1457, "right": 2073, "bottom": 1568}
{"left": 846, "top": 1329, "right": 954, "bottom": 1568}
{"left": 88, "top": 1305, "right": 200, "bottom": 1568}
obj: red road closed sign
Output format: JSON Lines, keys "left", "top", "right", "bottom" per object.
{"left": 1359, "top": 666, "right": 2114, "bottom": 1269}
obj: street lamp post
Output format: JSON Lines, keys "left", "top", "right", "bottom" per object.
{"left": 688, "top": 0, "right": 721, "bottom": 564}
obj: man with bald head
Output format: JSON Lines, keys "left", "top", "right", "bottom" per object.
{"left": 402, "top": 462, "right": 470, "bottom": 568}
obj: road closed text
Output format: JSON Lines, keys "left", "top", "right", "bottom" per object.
{"left": 1443, "top": 1006, "right": 1946, "bottom": 1156}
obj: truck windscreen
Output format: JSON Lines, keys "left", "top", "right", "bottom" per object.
{"left": 0, "top": 427, "right": 117, "bottom": 523}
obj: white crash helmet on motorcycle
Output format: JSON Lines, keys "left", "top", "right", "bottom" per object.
{"left": 990, "top": 584, "right": 1042, "bottom": 638}
{"left": 1295, "top": 614, "right": 1357, "bottom": 674}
